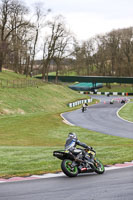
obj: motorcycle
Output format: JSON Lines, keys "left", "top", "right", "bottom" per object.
{"left": 53, "top": 147, "right": 105, "bottom": 177}
{"left": 82, "top": 103, "right": 88, "bottom": 112}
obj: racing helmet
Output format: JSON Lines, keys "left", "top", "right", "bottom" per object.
{"left": 68, "top": 132, "right": 77, "bottom": 139}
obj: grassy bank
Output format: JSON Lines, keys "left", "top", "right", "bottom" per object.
{"left": 118, "top": 100, "right": 133, "bottom": 122}
{"left": 0, "top": 71, "right": 133, "bottom": 178}
{"left": 0, "top": 69, "right": 27, "bottom": 80}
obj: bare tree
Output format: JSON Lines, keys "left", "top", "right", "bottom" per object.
{"left": 93, "top": 35, "right": 110, "bottom": 76}
{"left": 0, "top": 0, "right": 11, "bottom": 71}
{"left": 72, "top": 40, "right": 85, "bottom": 75}
{"left": 53, "top": 21, "right": 73, "bottom": 82}
{"left": 81, "top": 38, "right": 95, "bottom": 75}
{"left": 120, "top": 27, "right": 133, "bottom": 76}
{"left": 30, "top": 2, "right": 50, "bottom": 77}
{"left": 9, "top": 0, "right": 30, "bottom": 73}
{"left": 42, "top": 15, "right": 72, "bottom": 81}
{"left": 0, "top": 0, "right": 30, "bottom": 72}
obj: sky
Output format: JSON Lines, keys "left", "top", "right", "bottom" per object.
{"left": 23, "top": 0, "right": 133, "bottom": 41}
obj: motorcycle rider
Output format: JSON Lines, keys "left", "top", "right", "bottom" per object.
{"left": 65, "top": 132, "right": 94, "bottom": 165}
{"left": 82, "top": 103, "right": 88, "bottom": 112}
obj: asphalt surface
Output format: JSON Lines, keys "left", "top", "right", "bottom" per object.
{"left": 62, "top": 95, "right": 133, "bottom": 139}
{"left": 0, "top": 167, "right": 133, "bottom": 200}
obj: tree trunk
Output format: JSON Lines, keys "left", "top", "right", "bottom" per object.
{"left": 0, "top": 52, "right": 3, "bottom": 72}
{"left": 55, "top": 67, "right": 59, "bottom": 83}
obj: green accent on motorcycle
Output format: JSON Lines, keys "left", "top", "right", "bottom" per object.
{"left": 95, "top": 159, "right": 104, "bottom": 171}
{"left": 65, "top": 160, "right": 78, "bottom": 174}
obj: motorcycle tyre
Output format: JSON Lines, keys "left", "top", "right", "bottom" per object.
{"left": 94, "top": 158, "right": 105, "bottom": 174}
{"left": 61, "top": 159, "right": 78, "bottom": 177}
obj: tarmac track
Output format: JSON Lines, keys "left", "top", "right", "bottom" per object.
{"left": 0, "top": 167, "right": 133, "bottom": 200}
{"left": 62, "top": 95, "right": 133, "bottom": 139}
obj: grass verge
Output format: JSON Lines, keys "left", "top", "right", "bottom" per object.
{"left": 118, "top": 100, "right": 133, "bottom": 122}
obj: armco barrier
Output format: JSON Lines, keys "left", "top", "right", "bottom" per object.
{"left": 68, "top": 98, "right": 92, "bottom": 108}
{"left": 85, "top": 91, "right": 133, "bottom": 96}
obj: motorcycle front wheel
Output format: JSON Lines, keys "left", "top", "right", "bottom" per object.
{"left": 94, "top": 158, "right": 105, "bottom": 174}
{"left": 61, "top": 159, "right": 78, "bottom": 177}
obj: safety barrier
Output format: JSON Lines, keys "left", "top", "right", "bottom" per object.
{"left": 83, "top": 91, "right": 133, "bottom": 96}
{"left": 68, "top": 98, "right": 92, "bottom": 107}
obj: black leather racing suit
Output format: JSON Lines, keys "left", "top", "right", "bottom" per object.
{"left": 65, "top": 136, "right": 93, "bottom": 164}
{"left": 65, "top": 137, "right": 89, "bottom": 151}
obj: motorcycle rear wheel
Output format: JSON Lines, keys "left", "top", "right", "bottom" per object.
{"left": 61, "top": 159, "right": 78, "bottom": 177}
{"left": 94, "top": 158, "right": 105, "bottom": 174}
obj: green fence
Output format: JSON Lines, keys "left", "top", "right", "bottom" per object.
{"left": 0, "top": 79, "right": 44, "bottom": 88}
